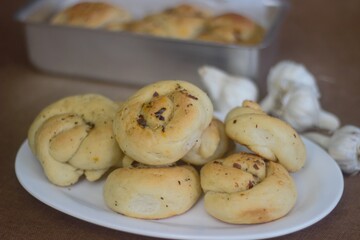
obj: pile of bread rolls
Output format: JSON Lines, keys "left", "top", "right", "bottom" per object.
{"left": 28, "top": 80, "right": 306, "bottom": 224}
{"left": 50, "top": 1, "right": 265, "bottom": 45}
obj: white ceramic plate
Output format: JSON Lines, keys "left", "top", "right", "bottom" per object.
{"left": 15, "top": 138, "right": 343, "bottom": 240}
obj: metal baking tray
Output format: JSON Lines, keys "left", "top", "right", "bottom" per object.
{"left": 16, "top": 0, "right": 288, "bottom": 88}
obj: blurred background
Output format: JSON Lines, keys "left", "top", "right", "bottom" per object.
{"left": 0, "top": 1, "right": 359, "bottom": 240}
{"left": 1, "top": 0, "right": 359, "bottom": 125}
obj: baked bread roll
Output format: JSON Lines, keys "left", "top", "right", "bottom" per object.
{"left": 197, "top": 13, "right": 265, "bottom": 45}
{"left": 126, "top": 4, "right": 210, "bottom": 39}
{"left": 162, "top": 4, "right": 211, "bottom": 18}
{"left": 28, "top": 94, "right": 123, "bottom": 186}
{"left": 104, "top": 162, "right": 201, "bottom": 219}
{"left": 201, "top": 152, "right": 297, "bottom": 224}
{"left": 225, "top": 100, "right": 306, "bottom": 172}
{"left": 113, "top": 80, "right": 213, "bottom": 166}
{"left": 182, "top": 118, "right": 235, "bottom": 165}
{"left": 51, "top": 2, "right": 131, "bottom": 28}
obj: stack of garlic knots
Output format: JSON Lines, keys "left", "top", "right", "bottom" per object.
{"left": 28, "top": 81, "right": 306, "bottom": 224}
{"left": 106, "top": 80, "right": 234, "bottom": 219}
{"left": 113, "top": 80, "right": 214, "bottom": 165}
{"left": 200, "top": 100, "right": 306, "bottom": 224}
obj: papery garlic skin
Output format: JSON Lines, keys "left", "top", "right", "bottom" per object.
{"left": 280, "top": 87, "right": 340, "bottom": 132}
{"left": 260, "top": 60, "right": 340, "bottom": 132}
{"left": 280, "top": 87, "right": 320, "bottom": 131}
{"left": 304, "top": 125, "right": 360, "bottom": 175}
{"left": 261, "top": 60, "right": 319, "bottom": 113}
{"left": 328, "top": 126, "right": 360, "bottom": 175}
{"left": 199, "top": 66, "right": 258, "bottom": 116}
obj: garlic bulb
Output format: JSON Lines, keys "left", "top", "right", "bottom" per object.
{"left": 304, "top": 125, "right": 360, "bottom": 175}
{"left": 198, "top": 66, "right": 258, "bottom": 116}
{"left": 279, "top": 86, "right": 340, "bottom": 132}
{"left": 261, "top": 60, "right": 319, "bottom": 113}
{"left": 260, "top": 60, "right": 340, "bottom": 132}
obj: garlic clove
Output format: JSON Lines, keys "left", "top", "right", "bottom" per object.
{"left": 218, "top": 76, "right": 258, "bottom": 110}
{"left": 198, "top": 66, "right": 226, "bottom": 104}
{"left": 280, "top": 87, "right": 320, "bottom": 132}
{"left": 267, "top": 60, "right": 320, "bottom": 98}
{"left": 303, "top": 132, "right": 331, "bottom": 149}
{"left": 328, "top": 125, "right": 360, "bottom": 175}
{"left": 304, "top": 125, "right": 360, "bottom": 175}
{"left": 198, "top": 66, "right": 258, "bottom": 115}
{"left": 317, "top": 110, "right": 341, "bottom": 133}
{"left": 261, "top": 60, "right": 320, "bottom": 114}
{"left": 260, "top": 61, "right": 340, "bottom": 133}
{"left": 279, "top": 87, "right": 340, "bottom": 132}
{"left": 260, "top": 94, "right": 276, "bottom": 113}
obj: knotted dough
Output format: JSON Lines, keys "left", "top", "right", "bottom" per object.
{"left": 182, "top": 118, "right": 234, "bottom": 165}
{"left": 201, "top": 152, "right": 297, "bottom": 224}
{"left": 225, "top": 100, "right": 306, "bottom": 172}
{"left": 103, "top": 161, "right": 201, "bottom": 219}
{"left": 28, "top": 94, "right": 123, "bottom": 186}
{"left": 113, "top": 80, "right": 213, "bottom": 165}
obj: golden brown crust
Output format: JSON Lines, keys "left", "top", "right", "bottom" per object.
{"left": 197, "top": 13, "right": 265, "bottom": 45}
{"left": 127, "top": 14, "right": 206, "bottom": 39}
{"left": 51, "top": 2, "right": 131, "bottom": 28}
{"left": 201, "top": 153, "right": 297, "bottom": 224}
{"left": 225, "top": 100, "right": 306, "bottom": 172}
{"left": 51, "top": 3, "right": 265, "bottom": 45}
{"left": 103, "top": 164, "right": 202, "bottom": 219}
{"left": 27, "top": 94, "right": 123, "bottom": 186}
{"left": 113, "top": 80, "right": 213, "bottom": 166}
{"left": 163, "top": 4, "right": 211, "bottom": 18}
{"left": 126, "top": 4, "right": 210, "bottom": 39}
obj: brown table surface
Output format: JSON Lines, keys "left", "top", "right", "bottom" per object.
{"left": 1, "top": 0, "right": 360, "bottom": 239}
